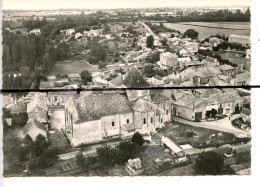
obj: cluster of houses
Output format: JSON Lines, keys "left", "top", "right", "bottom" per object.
{"left": 3, "top": 67, "right": 251, "bottom": 147}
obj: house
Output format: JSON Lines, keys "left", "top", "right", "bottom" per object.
{"left": 228, "top": 34, "right": 250, "bottom": 45}
{"left": 60, "top": 28, "right": 75, "bottom": 36}
{"left": 29, "top": 28, "right": 41, "bottom": 35}
{"left": 7, "top": 103, "right": 27, "bottom": 115}
{"left": 163, "top": 73, "right": 178, "bottom": 85}
{"left": 202, "top": 56, "right": 219, "bottom": 67}
{"left": 159, "top": 52, "right": 179, "bottom": 70}
{"left": 27, "top": 95, "right": 48, "bottom": 123}
{"left": 83, "top": 29, "right": 103, "bottom": 37}
{"left": 39, "top": 81, "right": 55, "bottom": 90}
{"left": 234, "top": 71, "right": 250, "bottom": 86}
{"left": 192, "top": 88, "right": 222, "bottom": 97}
{"left": 149, "top": 75, "right": 164, "bottom": 86}
{"left": 193, "top": 68, "right": 216, "bottom": 86}
{"left": 75, "top": 32, "right": 83, "bottom": 39}
{"left": 108, "top": 74, "right": 125, "bottom": 88}
{"left": 47, "top": 89, "right": 78, "bottom": 106}
{"left": 172, "top": 90, "right": 244, "bottom": 121}
{"left": 22, "top": 119, "right": 47, "bottom": 141}
{"left": 184, "top": 42, "right": 198, "bottom": 54}
{"left": 219, "top": 65, "right": 236, "bottom": 77}
{"left": 178, "top": 57, "right": 191, "bottom": 68}
{"left": 136, "top": 28, "right": 147, "bottom": 36}
{"left": 209, "top": 37, "right": 223, "bottom": 47}
{"left": 179, "top": 49, "right": 187, "bottom": 56}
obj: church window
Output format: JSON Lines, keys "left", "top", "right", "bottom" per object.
{"left": 127, "top": 119, "right": 129, "bottom": 123}
{"left": 143, "top": 118, "right": 146, "bottom": 124}
{"left": 112, "top": 122, "right": 115, "bottom": 126}
{"left": 151, "top": 117, "right": 153, "bottom": 123}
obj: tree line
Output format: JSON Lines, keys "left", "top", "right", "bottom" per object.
{"left": 146, "top": 8, "right": 250, "bottom": 23}
{"left": 2, "top": 30, "right": 69, "bottom": 89}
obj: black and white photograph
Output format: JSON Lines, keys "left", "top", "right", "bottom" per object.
{"left": 1, "top": 0, "right": 256, "bottom": 180}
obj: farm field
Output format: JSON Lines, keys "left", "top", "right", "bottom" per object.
{"left": 48, "top": 60, "right": 100, "bottom": 76}
{"left": 161, "top": 22, "right": 250, "bottom": 39}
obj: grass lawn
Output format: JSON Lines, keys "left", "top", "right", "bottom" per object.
{"left": 157, "top": 121, "right": 235, "bottom": 147}
{"left": 48, "top": 60, "right": 100, "bottom": 76}
{"left": 48, "top": 129, "right": 72, "bottom": 152}
{"left": 138, "top": 145, "right": 174, "bottom": 175}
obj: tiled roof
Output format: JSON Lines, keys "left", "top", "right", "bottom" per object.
{"left": 161, "top": 52, "right": 177, "bottom": 58}
{"left": 173, "top": 93, "right": 198, "bottom": 108}
{"left": 235, "top": 71, "right": 250, "bottom": 83}
{"left": 207, "top": 91, "right": 242, "bottom": 105}
{"left": 28, "top": 112, "right": 48, "bottom": 121}
{"left": 27, "top": 96, "right": 47, "bottom": 113}
{"left": 241, "top": 108, "right": 251, "bottom": 116}
{"left": 122, "top": 67, "right": 150, "bottom": 88}
{"left": 132, "top": 98, "right": 161, "bottom": 113}
{"left": 179, "top": 81, "right": 196, "bottom": 87}
{"left": 219, "top": 65, "right": 235, "bottom": 71}
{"left": 22, "top": 119, "right": 46, "bottom": 135}
{"left": 75, "top": 94, "right": 132, "bottom": 123}
{"left": 151, "top": 92, "right": 170, "bottom": 103}
{"left": 39, "top": 81, "right": 55, "bottom": 89}
{"left": 153, "top": 75, "right": 163, "bottom": 80}
{"left": 109, "top": 74, "right": 124, "bottom": 87}
{"left": 9, "top": 103, "right": 27, "bottom": 114}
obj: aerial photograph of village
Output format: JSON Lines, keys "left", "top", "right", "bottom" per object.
{"left": 1, "top": 0, "right": 252, "bottom": 177}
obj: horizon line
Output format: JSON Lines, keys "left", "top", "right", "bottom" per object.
{"left": 2, "top": 5, "right": 250, "bottom": 11}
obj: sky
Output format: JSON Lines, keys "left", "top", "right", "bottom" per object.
{"left": 2, "top": 0, "right": 251, "bottom": 10}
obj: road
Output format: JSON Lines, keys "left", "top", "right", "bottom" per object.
{"left": 173, "top": 115, "right": 251, "bottom": 138}
{"left": 139, "top": 20, "right": 175, "bottom": 47}
{"left": 138, "top": 21, "right": 162, "bottom": 46}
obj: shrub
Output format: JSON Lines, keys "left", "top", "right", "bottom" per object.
{"left": 184, "top": 129, "right": 197, "bottom": 138}
{"left": 211, "top": 109, "right": 217, "bottom": 118}
{"left": 11, "top": 113, "right": 28, "bottom": 128}
{"left": 28, "top": 148, "right": 59, "bottom": 172}
{"left": 132, "top": 132, "right": 144, "bottom": 146}
{"left": 205, "top": 111, "right": 211, "bottom": 118}
{"left": 194, "top": 151, "right": 224, "bottom": 175}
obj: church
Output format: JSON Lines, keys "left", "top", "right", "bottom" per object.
{"left": 64, "top": 68, "right": 172, "bottom": 146}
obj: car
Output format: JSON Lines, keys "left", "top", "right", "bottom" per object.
{"left": 231, "top": 117, "right": 244, "bottom": 128}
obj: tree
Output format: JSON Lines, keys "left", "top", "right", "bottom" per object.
{"left": 103, "top": 24, "right": 111, "bottom": 34}
{"left": 80, "top": 70, "right": 93, "bottom": 85}
{"left": 211, "top": 109, "right": 217, "bottom": 118}
{"left": 131, "top": 132, "right": 144, "bottom": 146}
{"left": 183, "top": 29, "right": 199, "bottom": 39}
{"left": 205, "top": 111, "right": 211, "bottom": 118}
{"left": 11, "top": 113, "right": 28, "bottom": 128}
{"left": 194, "top": 151, "right": 224, "bottom": 175}
{"left": 98, "top": 61, "right": 106, "bottom": 70}
{"left": 143, "top": 66, "right": 156, "bottom": 78}
{"left": 160, "top": 38, "right": 167, "bottom": 46}
{"left": 146, "top": 51, "right": 160, "bottom": 63}
{"left": 146, "top": 35, "right": 154, "bottom": 48}
{"left": 96, "top": 145, "right": 117, "bottom": 167}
